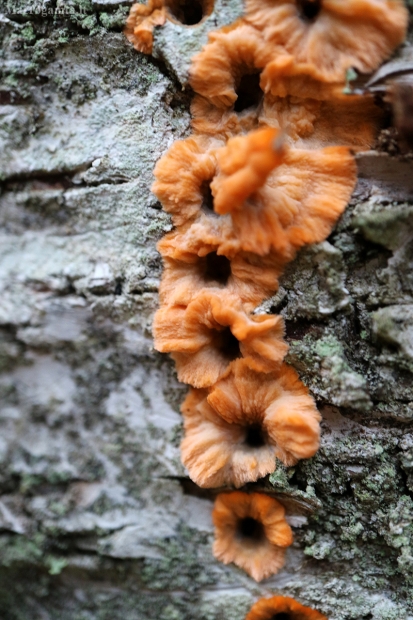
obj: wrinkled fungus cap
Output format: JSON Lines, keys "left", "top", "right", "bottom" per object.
{"left": 157, "top": 233, "right": 285, "bottom": 311}
{"left": 181, "top": 360, "right": 321, "bottom": 487}
{"left": 152, "top": 135, "right": 223, "bottom": 227}
{"left": 212, "top": 491, "right": 293, "bottom": 581}
{"left": 211, "top": 134, "right": 357, "bottom": 257}
{"left": 261, "top": 92, "right": 384, "bottom": 150}
{"left": 153, "top": 291, "right": 288, "bottom": 388}
{"left": 192, "top": 91, "right": 382, "bottom": 151}
{"left": 245, "top": 0, "right": 408, "bottom": 82}
{"left": 190, "top": 22, "right": 272, "bottom": 108}
{"left": 245, "top": 595, "right": 328, "bottom": 620}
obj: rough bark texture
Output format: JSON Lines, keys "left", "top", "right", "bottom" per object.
{"left": 1, "top": 1, "right": 413, "bottom": 618}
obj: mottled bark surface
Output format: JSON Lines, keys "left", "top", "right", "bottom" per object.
{"left": 1, "top": 1, "right": 413, "bottom": 618}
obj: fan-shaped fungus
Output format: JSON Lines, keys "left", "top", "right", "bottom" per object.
{"left": 158, "top": 234, "right": 285, "bottom": 310}
{"left": 245, "top": 0, "right": 408, "bottom": 81}
{"left": 189, "top": 22, "right": 271, "bottom": 109}
{"left": 212, "top": 491, "right": 293, "bottom": 581}
{"left": 245, "top": 595, "right": 328, "bottom": 620}
{"left": 153, "top": 292, "right": 288, "bottom": 388}
{"left": 181, "top": 360, "right": 320, "bottom": 487}
{"left": 127, "top": 0, "right": 409, "bottom": 595}
{"left": 192, "top": 89, "right": 382, "bottom": 152}
{"left": 152, "top": 135, "right": 223, "bottom": 226}
{"left": 211, "top": 130, "right": 357, "bottom": 257}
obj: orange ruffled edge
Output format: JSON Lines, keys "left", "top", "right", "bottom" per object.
{"left": 245, "top": 595, "right": 328, "bottom": 620}
{"left": 124, "top": 0, "right": 166, "bottom": 54}
{"left": 245, "top": 0, "right": 408, "bottom": 82}
{"left": 157, "top": 232, "right": 286, "bottom": 311}
{"left": 212, "top": 491, "right": 293, "bottom": 581}
{"left": 211, "top": 128, "right": 357, "bottom": 257}
{"left": 153, "top": 290, "right": 288, "bottom": 388}
{"left": 180, "top": 360, "right": 321, "bottom": 488}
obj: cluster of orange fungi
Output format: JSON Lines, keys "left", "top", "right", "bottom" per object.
{"left": 125, "top": 0, "right": 407, "bottom": 613}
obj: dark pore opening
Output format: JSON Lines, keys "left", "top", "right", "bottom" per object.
{"left": 269, "top": 614, "right": 293, "bottom": 620}
{"left": 234, "top": 72, "right": 263, "bottom": 113}
{"left": 165, "top": 0, "right": 213, "bottom": 25}
{"left": 203, "top": 252, "right": 231, "bottom": 285}
{"left": 296, "top": 0, "right": 322, "bottom": 21}
{"left": 237, "top": 517, "right": 265, "bottom": 542}
{"left": 200, "top": 180, "right": 215, "bottom": 214}
{"left": 244, "top": 423, "right": 266, "bottom": 448}
{"left": 216, "top": 327, "right": 241, "bottom": 361}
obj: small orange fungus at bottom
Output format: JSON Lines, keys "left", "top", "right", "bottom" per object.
{"left": 245, "top": 595, "right": 328, "bottom": 620}
{"left": 212, "top": 491, "right": 293, "bottom": 582}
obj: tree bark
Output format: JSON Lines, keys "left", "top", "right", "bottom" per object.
{"left": 1, "top": 1, "right": 413, "bottom": 618}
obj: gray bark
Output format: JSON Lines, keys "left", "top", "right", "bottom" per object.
{"left": 1, "top": 1, "right": 413, "bottom": 618}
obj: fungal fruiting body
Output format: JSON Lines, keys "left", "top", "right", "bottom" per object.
{"left": 152, "top": 135, "right": 222, "bottom": 227}
{"left": 124, "top": 0, "right": 166, "bottom": 54}
{"left": 189, "top": 22, "right": 271, "bottom": 109}
{"left": 181, "top": 361, "right": 321, "bottom": 488}
{"left": 157, "top": 236, "right": 285, "bottom": 310}
{"left": 212, "top": 491, "right": 293, "bottom": 581}
{"left": 245, "top": 595, "right": 328, "bottom": 620}
{"left": 211, "top": 130, "right": 357, "bottom": 256}
{"left": 126, "top": 0, "right": 408, "bottom": 586}
{"left": 244, "top": 0, "right": 408, "bottom": 81}
{"left": 153, "top": 290, "right": 288, "bottom": 387}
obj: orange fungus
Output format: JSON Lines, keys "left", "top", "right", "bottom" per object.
{"left": 211, "top": 134, "right": 357, "bottom": 257}
{"left": 157, "top": 234, "right": 285, "bottom": 311}
{"left": 245, "top": 0, "right": 408, "bottom": 82}
{"left": 125, "top": 0, "right": 166, "bottom": 54}
{"left": 245, "top": 595, "right": 328, "bottom": 620}
{"left": 212, "top": 491, "right": 293, "bottom": 581}
{"left": 153, "top": 291, "right": 288, "bottom": 388}
{"left": 181, "top": 360, "right": 321, "bottom": 487}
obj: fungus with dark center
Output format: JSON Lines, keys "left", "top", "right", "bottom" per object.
{"left": 296, "top": 0, "right": 321, "bottom": 22}
{"left": 212, "top": 491, "right": 293, "bottom": 581}
{"left": 245, "top": 595, "right": 328, "bottom": 620}
{"left": 152, "top": 135, "right": 223, "bottom": 226}
{"left": 124, "top": 0, "right": 166, "bottom": 54}
{"left": 245, "top": 0, "right": 408, "bottom": 82}
{"left": 200, "top": 179, "right": 216, "bottom": 214}
{"left": 157, "top": 232, "right": 286, "bottom": 310}
{"left": 211, "top": 128, "right": 357, "bottom": 257}
{"left": 153, "top": 291, "right": 288, "bottom": 388}
{"left": 180, "top": 360, "right": 321, "bottom": 487}
{"left": 189, "top": 22, "right": 271, "bottom": 108}
{"left": 125, "top": 0, "right": 215, "bottom": 53}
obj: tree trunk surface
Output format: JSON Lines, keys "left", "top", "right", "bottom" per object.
{"left": 1, "top": 1, "right": 413, "bottom": 619}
